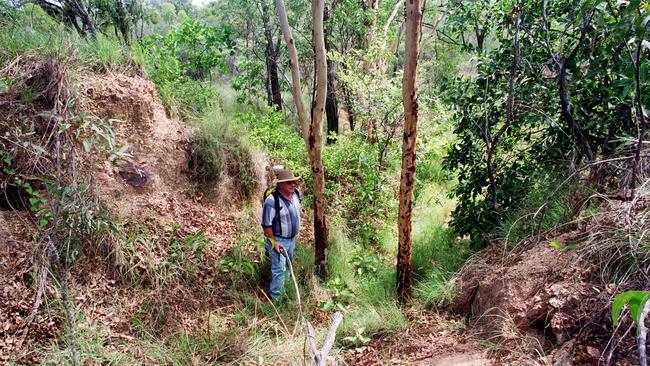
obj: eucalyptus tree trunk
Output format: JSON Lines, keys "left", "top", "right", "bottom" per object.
{"left": 275, "top": 0, "right": 330, "bottom": 278}
{"left": 396, "top": 0, "right": 422, "bottom": 304}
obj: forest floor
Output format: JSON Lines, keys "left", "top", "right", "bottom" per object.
{"left": 344, "top": 312, "right": 490, "bottom": 365}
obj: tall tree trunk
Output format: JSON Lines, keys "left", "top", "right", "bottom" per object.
{"left": 260, "top": 0, "right": 283, "bottom": 111}
{"left": 275, "top": 0, "right": 310, "bottom": 140}
{"left": 276, "top": 0, "right": 330, "bottom": 278}
{"left": 324, "top": 5, "right": 339, "bottom": 143}
{"left": 396, "top": 0, "right": 422, "bottom": 304}
{"left": 311, "top": 0, "right": 329, "bottom": 278}
{"left": 361, "top": 0, "right": 379, "bottom": 72}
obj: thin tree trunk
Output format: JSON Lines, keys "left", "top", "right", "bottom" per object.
{"left": 275, "top": 0, "right": 329, "bottom": 278}
{"left": 542, "top": 1, "right": 595, "bottom": 161}
{"left": 391, "top": 20, "right": 404, "bottom": 76}
{"left": 361, "top": 0, "right": 379, "bottom": 72}
{"left": 396, "top": 0, "right": 422, "bottom": 304}
{"left": 559, "top": 67, "right": 595, "bottom": 161}
{"left": 342, "top": 82, "right": 355, "bottom": 131}
{"left": 324, "top": 5, "right": 339, "bottom": 143}
{"left": 485, "top": 9, "right": 521, "bottom": 224}
{"left": 71, "top": 0, "right": 96, "bottom": 37}
{"left": 275, "top": 0, "right": 310, "bottom": 141}
{"left": 260, "top": 0, "right": 283, "bottom": 110}
{"left": 311, "top": 0, "right": 329, "bottom": 278}
{"left": 629, "top": 38, "right": 647, "bottom": 195}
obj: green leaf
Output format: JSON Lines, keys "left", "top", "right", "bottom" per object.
{"left": 548, "top": 241, "right": 563, "bottom": 250}
{"left": 564, "top": 243, "right": 578, "bottom": 251}
{"left": 611, "top": 291, "right": 650, "bottom": 326}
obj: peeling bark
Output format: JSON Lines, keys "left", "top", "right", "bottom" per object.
{"left": 397, "top": 0, "right": 422, "bottom": 304}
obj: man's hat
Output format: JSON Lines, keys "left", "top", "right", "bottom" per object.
{"left": 276, "top": 168, "right": 301, "bottom": 183}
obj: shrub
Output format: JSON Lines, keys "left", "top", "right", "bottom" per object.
{"left": 241, "top": 106, "right": 308, "bottom": 179}
{"left": 324, "top": 132, "right": 397, "bottom": 244}
{"left": 138, "top": 18, "right": 235, "bottom": 118}
{"left": 187, "top": 108, "right": 256, "bottom": 200}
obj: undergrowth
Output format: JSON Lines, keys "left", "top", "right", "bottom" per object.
{"left": 0, "top": 5, "right": 143, "bottom": 73}
{"left": 187, "top": 107, "right": 256, "bottom": 200}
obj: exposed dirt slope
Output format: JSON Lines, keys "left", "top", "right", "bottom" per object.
{"left": 1, "top": 70, "right": 257, "bottom": 363}
{"left": 452, "top": 201, "right": 647, "bottom": 365}
{"left": 76, "top": 72, "right": 237, "bottom": 247}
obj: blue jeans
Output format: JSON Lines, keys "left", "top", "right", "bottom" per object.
{"left": 265, "top": 237, "right": 296, "bottom": 301}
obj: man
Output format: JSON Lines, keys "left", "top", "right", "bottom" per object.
{"left": 261, "top": 168, "right": 301, "bottom": 301}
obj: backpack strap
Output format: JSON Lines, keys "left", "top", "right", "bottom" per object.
{"left": 295, "top": 188, "right": 301, "bottom": 203}
{"left": 271, "top": 190, "right": 282, "bottom": 238}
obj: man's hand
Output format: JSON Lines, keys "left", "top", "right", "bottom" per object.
{"left": 274, "top": 241, "right": 284, "bottom": 254}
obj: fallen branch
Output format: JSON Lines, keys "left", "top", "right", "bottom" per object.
{"left": 282, "top": 249, "right": 343, "bottom": 365}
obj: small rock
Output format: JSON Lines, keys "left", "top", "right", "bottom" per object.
{"left": 118, "top": 162, "right": 151, "bottom": 187}
{"left": 586, "top": 346, "right": 600, "bottom": 359}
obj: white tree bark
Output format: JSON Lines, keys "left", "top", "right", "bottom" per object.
{"left": 275, "top": 0, "right": 310, "bottom": 141}
{"left": 275, "top": 0, "right": 330, "bottom": 277}
{"left": 638, "top": 299, "right": 650, "bottom": 366}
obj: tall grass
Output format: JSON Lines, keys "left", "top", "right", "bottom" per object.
{"left": 187, "top": 106, "right": 257, "bottom": 200}
{"left": 410, "top": 176, "right": 472, "bottom": 308}
{"left": 328, "top": 226, "right": 407, "bottom": 338}
{"left": 39, "top": 313, "right": 138, "bottom": 366}
{"left": 0, "top": 5, "right": 141, "bottom": 72}
{"left": 496, "top": 177, "right": 577, "bottom": 253}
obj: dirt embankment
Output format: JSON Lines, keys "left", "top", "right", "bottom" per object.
{"left": 1, "top": 68, "right": 266, "bottom": 363}
{"left": 452, "top": 201, "right": 648, "bottom": 365}
{"left": 75, "top": 72, "right": 238, "bottom": 244}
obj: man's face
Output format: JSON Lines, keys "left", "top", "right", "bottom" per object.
{"left": 279, "top": 181, "right": 297, "bottom": 196}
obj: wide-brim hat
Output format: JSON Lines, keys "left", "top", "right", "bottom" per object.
{"left": 276, "top": 168, "right": 301, "bottom": 183}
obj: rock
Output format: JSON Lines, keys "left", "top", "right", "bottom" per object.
{"left": 118, "top": 162, "right": 151, "bottom": 187}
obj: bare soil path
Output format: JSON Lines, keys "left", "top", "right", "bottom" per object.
{"left": 344, "top": 313, "right": 492, "bottom": 365}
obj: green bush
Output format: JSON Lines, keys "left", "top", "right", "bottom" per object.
{"left": 324, "top": 132, "right": 396, "bottom": 244}
{"left": 240, "top": 106, "right": 309, "bottom": 182}
{"left": 187, "top": 109, "right": 256, "bottom": 200}
{"left": 138, "top": 18, "right": 234, "bottom": 118}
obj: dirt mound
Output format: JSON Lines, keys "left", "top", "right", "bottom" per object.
{"left": 75, "top": 72, "right": 239, "bottom": 245}
{"left": 76, "top": 72, "right": 156, "bottom": 127}
{"left": 452, "top": 206, "right": 642, "bottom": 365}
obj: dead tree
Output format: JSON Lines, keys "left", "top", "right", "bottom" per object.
{"left": 258, "top": 0, "right": 283, "bottom": 110}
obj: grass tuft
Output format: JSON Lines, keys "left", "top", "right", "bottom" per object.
{"left": 187, "top": 107, "right": 257, "bottom": 200}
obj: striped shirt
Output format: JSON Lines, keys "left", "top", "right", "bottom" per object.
{"left": 261, "top": 191, "right": 301, "bottom": 239}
